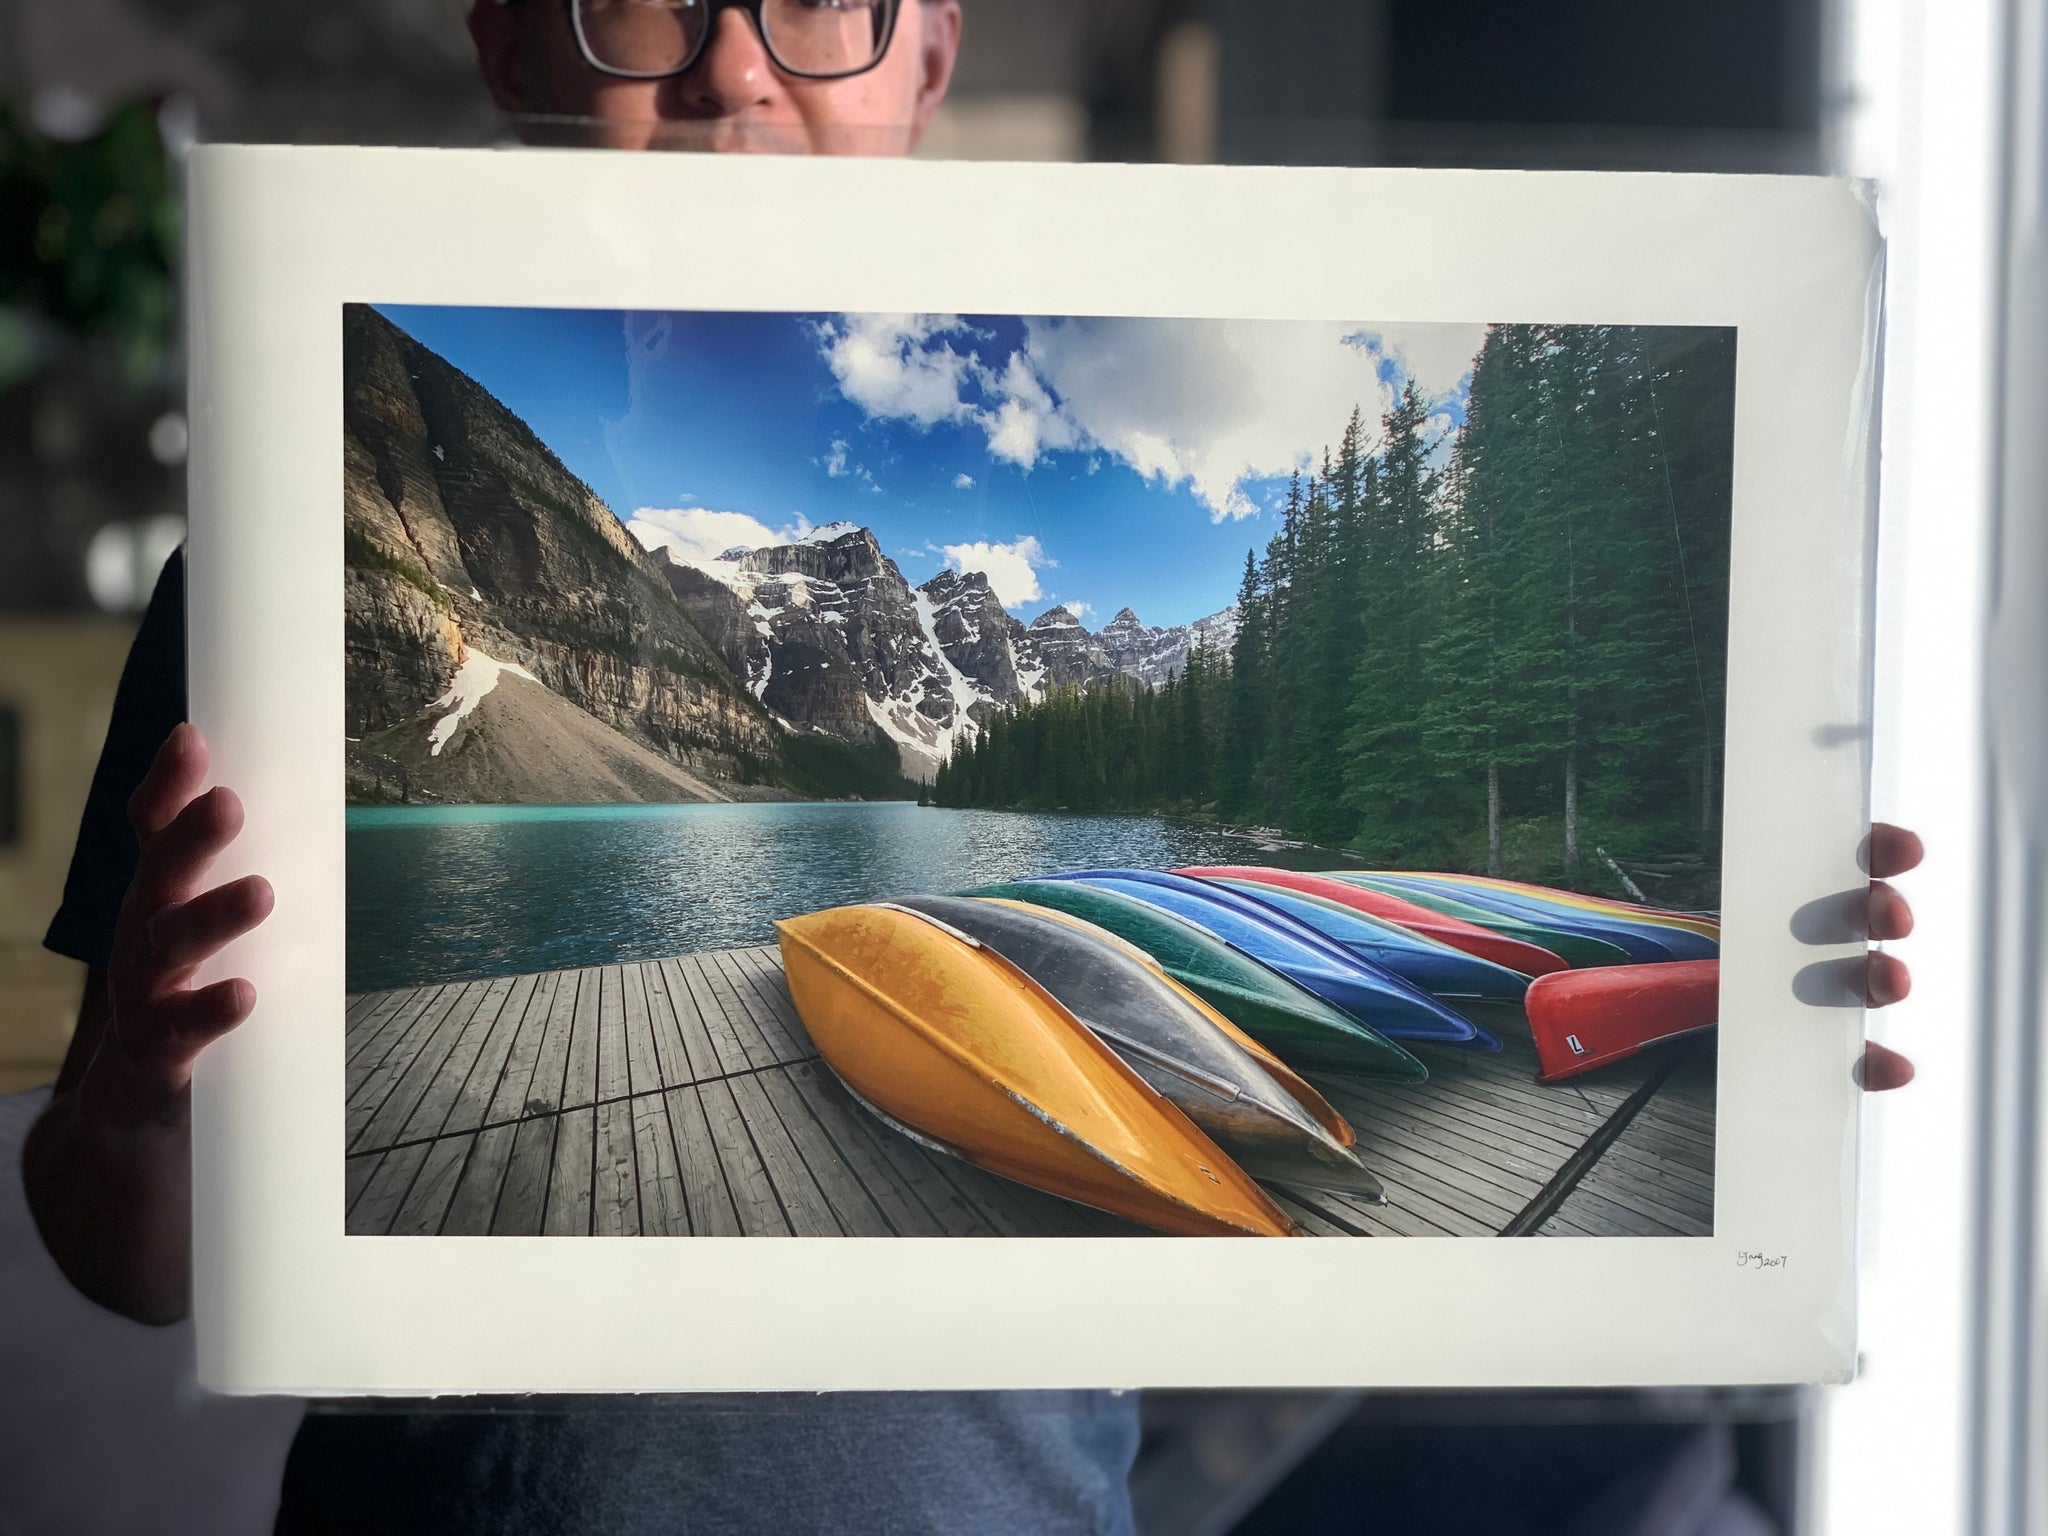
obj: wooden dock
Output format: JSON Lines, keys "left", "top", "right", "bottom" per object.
{"left": 344, "top": 950, "right": 1715, "bottom": 1239}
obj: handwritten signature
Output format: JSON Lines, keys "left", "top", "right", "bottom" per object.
{"left": 1736, "top": 1251, "right": 1788, "bottom": 1272}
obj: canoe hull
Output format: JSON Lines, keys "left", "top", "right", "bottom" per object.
{"left": 778, "top": 905, "right": 1299, "bottom": 1236}
{"left": 1048, "top": 870, "right": 1487, "bottom": 1047}
{"left": 1187, "top": 867, "right": 1572, "bottom": 977}
{"left": 964, "top": 881, "right": 1428, "bottom": 1082}
{"left": 1190, "top": 874, "right": 1533, "bottom": 1001}
{"left": 895, "top": 895, "right": 1385, "bottom": 1201}
{"left": 1525, "top": 959, "right": 1720, "bottom": 1083}
{"left": 1330, "top": 874, "right": 1637, "bottom": 969}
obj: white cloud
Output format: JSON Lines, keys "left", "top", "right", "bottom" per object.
{"left": 1358, "top": 323, "right": 1492, "bottom": 403}
{"left": 952, "top": 472, "right": 975, "bottom": 491}
{"left": 812, "top": 312, "right": 1490, "bottom": 523}
{"left": 813, "top": 314, "right": 979, "bottom": 428}
{"left": 820, "top": 437, "right": 881, "bottom": 491}
{"left": 626, "top": 506, "right": 807, "bottom": 569}
{"left": 941, "top": 535, "right": 1053, "bottom": 609}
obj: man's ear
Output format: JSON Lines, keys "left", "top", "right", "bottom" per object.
{"left": 468, "top": 0, "right": 528, "bottom": 114}
{"left": 907, "top": 0, "right": 962, "bottom": 148}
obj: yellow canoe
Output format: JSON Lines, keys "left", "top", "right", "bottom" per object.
{"left": 777, "top": 904, "right": 1300, "bottom": 1237}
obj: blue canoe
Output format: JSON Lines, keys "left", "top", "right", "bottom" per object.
{"left": 1198, "top": 877, "right": 1533, "bottom": 1002}
{"left": 1357, "top": 873, "right": 1707, "bottom": 963}
{"left": 1042, "top": 870, "right": 1497, "bottom": 1049}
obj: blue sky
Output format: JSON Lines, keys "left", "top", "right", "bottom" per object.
{"left": 377, "top": 305, "right": 1486, "bottom": 628}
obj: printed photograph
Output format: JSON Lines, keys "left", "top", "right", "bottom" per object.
{"left": 341, "top": 303, "right": 1731, "bottom": 1240}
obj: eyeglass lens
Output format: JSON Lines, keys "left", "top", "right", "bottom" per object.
{"left": 574, "top": 0, "right": 895, "bottom": 79}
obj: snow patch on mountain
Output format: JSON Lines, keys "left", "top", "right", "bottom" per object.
{"left": 426, "top": 647, "right": 539, "bottom": 755}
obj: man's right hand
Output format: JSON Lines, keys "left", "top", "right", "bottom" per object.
{"left": 22, "top": 723, "right": 273, "bottom": 1325}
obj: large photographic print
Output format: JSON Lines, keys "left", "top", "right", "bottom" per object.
{"left": 342, "top": 302, "right": 1731, "bottom": 1241}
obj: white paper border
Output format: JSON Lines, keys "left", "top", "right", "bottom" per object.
{"left": 184, "top": 146, "right": 1881, "bottom": 1394}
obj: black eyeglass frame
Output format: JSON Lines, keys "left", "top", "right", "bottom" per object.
{"left": 558, "top": 0, "right": 907, "bottom": 82}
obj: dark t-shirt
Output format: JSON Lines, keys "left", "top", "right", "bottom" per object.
{"left": 44, "top": 551, "right": 1140, "bottom": 1535}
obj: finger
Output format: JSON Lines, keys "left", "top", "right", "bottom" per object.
{"left": 1857, "top": 1040, "right": 1916, "bottom": 1091}
{"left": 126, "top": 722, "right": 210, "bottom": 844}
{"left": 1869, "top": 880, "right": 1915, "bottom": 942}
{"left": 1867, "top": 950, "right": 1911, "bottom": 1008}
{"left": 152, "top": 978, "right": 259, "bottom": 1069}
{"left": 141, "top": 876, "right": 274, "bottom": 983}
{"left": 1869, "top": 823, "right": 1925, "bottom": 881}
{"left": 100, "top": 978, "right": 258, "bottom": 1106}
{"left": 130, "top": 786, "right": 246, "bottom": 910}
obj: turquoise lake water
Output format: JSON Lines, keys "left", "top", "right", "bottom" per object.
{"left": 346, "top": 801, "right": 1340, "bottom": 993}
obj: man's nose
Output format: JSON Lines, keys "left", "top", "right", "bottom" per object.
{"left": 668, "top": 6, "right": 778, "bottom": 116}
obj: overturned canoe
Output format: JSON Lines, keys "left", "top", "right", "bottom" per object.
{"left": 1525, "top": 959, "right": 1720, "bottom": 1083}
{"left": 1421, "top": 872, "right": 1721, "bottom": 943}
{"left": 964, "top": 880, "right": 1426, "bottom": 1082}
{"left": 1326, "top": 874, "right": 1636, "bottom": 969}
{"left": 1183, "top": 875, "right": 1532, "bottom": 1002}
{"left": 776, "top": 904, "right": 1299, "bottom": 1236}
{"left": 972, "top": 897, "right": 1358, "bottom": 1149}
{"left": 1046, "top": 870, "right": 1495, "bottom": 1049}
{"left": 892, "top": 895, "right": 1384, "bottom": 1200}
{"left": 1356, "top": 873, "right": 1701, "bottom": 963}
{"left": 1186, "top": 867, "right": 1571, "bottom": 977}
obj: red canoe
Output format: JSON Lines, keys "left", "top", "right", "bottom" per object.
{"left": 1525, "top": 960, "right": 1720, "bottom": 1084}
{"left": 1172, "top": 867, "right": 1570, "bottom": 977}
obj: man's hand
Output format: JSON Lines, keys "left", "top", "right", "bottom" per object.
{"left": 1860, "top": 820, "right": 1923, "bottom": 1092}
{"left": 23, "top": 724, "right": 273, "bottom": 1325}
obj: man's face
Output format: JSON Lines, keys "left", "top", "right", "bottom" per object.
{"left": 469, "top": 0, "right": 961, "bottom": 155}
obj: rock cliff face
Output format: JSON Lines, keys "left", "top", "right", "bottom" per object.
{"left": 343, "top": 305, "right": 787, "bottom": 802}
{"left": 639, "top": 519, "right": 1243, "bottom": 782}
{"left": 1023, "top": 605, "right": 1113, "bottom": 688}
{"left": 1097, "top": 603, "right": 1242, "bottom": 688}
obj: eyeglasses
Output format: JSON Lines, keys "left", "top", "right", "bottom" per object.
{"left": 565, "top": 0, "right": 905, "bottom": 82}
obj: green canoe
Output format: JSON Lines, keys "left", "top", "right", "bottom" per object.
{"left": 1327, "top": 874, "right": 1634, "bottom": 969}
{"left": 964, "top": 880, "right": 1428, "bottom": 1083}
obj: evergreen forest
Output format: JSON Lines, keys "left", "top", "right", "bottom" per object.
{"left": 930, "top": 324, "right": 1735, "bottom": 892}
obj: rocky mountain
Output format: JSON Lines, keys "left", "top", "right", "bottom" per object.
{"left": 639, "top": 519, "right": 1241, "bottom": 782}
{"left": 345, "top": 305, "right": 837, "bottom": 805}
{"left": 1098, "top": 604, "right": 1242, "bottom": 688}
{"left": 344, "top": 304, "right": 1241, "bottom": 802}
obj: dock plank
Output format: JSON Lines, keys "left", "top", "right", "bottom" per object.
{"left": 664, "top": 1087, "right": 743, "bottom": 1236}
{"left": 560, "top": 968, "right": 602, "bottom": 1114}
{"left": 632, "top": 1092, "right": 689, "bottom": 1237}
{"left": 444, "top": 1123, "right": 518, "bottom": 1236}
{"left": 442, "top": 974, "right": 540, "bottom": 1138}
{"left": 509, "top": 970, "right": 580, "bottom": 1120}
{"left": 393, "top": 974, "right": 520, "bottom": 1147}
{"left": 622, "top": 963, "right": 665, "bottom": 1096}
{"left": 592, "top": 1097, "right": 641, "bottom": 1237}
{"left": 683, "top": 954, "right": 769, "bottom": 1075}
{"left": 392, "top": 1134, "right": 473, "bottom": 1236}
{"left": 657, "top": 957, "right": 726, "bottom": 1082}
{"left": 350, "top": 981, "right": 496, "bottom": 1153}
{"left": 724, "top": 1072, "right": 841, "bottom": 1236}
{"left": 542, "top": 1106, "right": 595, "bottom": 1236}
{"left": 756, "top": 1068, "right": 895, "bottom": 1236}
{"left": 597, "top": 967, "right": 632, "bottom": 1103}
{"left": 700, "top": 1079, "right": 791, "bottom": 1235}
{"left": 349, "top": 1143, "right": 429, "bottom": 1236}
{"left": 492, "top": 1115, "right": 557, "bottom": 1236}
